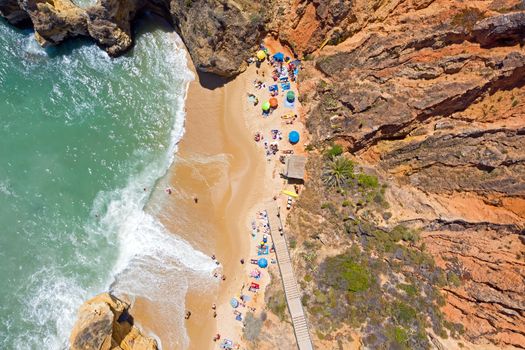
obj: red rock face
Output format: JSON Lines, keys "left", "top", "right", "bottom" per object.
{"left": 276, "top": 0, "right": 525, "bottom": 348}
{"left": 424, "top": 227, "right": 525, "bottom": 348}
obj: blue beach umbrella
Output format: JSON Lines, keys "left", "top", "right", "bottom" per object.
{"left": 288, "top": 131, "right": 300, "bottom": 144}
{"left": 230, "top": 298, "right": 239, "bottom": 308}
{"left": 258, "top": 258, "right": 268, "bottom": 268}
{"left": 273, "top": 52, "right": 285, "bottom": 62}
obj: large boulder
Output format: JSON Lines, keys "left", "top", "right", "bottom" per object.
{"left": 0, "top": 0, "right": 269, "bottom": 76}
{"left": 69, "top": 293, "right": 157, "bottom": 350}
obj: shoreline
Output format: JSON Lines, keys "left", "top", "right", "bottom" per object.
{"left": 131, "top": 48, "right": 268, "bottom": 349}
{"left": 131, "top": 36, "right": 306, "bottom": 350}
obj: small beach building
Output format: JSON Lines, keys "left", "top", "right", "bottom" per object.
{"left": 285, "top": 155, "right": 307, "bottom": 181}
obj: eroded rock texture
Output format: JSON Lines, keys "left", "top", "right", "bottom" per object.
{"left": 69, "top": 293, "right": 158, "bottom": 350}
{"left": 0, "top": 0, "right": 268, "bottom": 76}
{"left": 290, "top": 0, "right": 525, "bottom": 348}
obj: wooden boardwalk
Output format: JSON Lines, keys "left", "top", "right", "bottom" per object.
{"left": 267, "top": 205, "right": 314, "bottom": 350}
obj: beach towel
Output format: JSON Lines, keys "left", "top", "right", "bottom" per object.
{"left": 269, "top": 84, "right": 278, "bottom": 92}
{"left": 257, "top": 246, "right": 269, "bottom": 256}
{"left": 281, "top": 82, "right": 291, "bottom": 91}
{"left": 285, "top": 99, "right": 295, "bottom": 109}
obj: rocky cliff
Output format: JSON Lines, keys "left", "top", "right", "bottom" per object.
{"left": 2, "top": 0, "right": 524, "bottom": 348}
{"left": 276, "top": 0, "right": 525, "bottom": 349}
{"left": 0, "top": 0, "right": 268, "bottom": 76}
{"left": 69, "top": 293, "right": 158, "bottom": 350}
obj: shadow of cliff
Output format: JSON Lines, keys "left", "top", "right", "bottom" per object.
{"left": 196, "top": 70, "right": 234, "bottom": 90}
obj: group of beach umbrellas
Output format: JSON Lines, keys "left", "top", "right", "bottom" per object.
{"left": 261, "top": 91, "right": 295, "bottom": 113}
{"left": 257, "top": 50, "right": 300, "bottom": 145}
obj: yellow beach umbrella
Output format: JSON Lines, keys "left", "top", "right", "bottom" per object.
{"left": 256, "top": 50, "right": 266, "bottom": 60}
{"left": 282, "top": 190, "right": 298, "bottom": 198}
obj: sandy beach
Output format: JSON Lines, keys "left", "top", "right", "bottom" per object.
{"left": 131, "top": 37, "right": 305, "bottom": 350}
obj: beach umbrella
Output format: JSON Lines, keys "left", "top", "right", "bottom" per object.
{"left": 286, "top": 91, "right": 296, "bottom": 103}
{"left": 269, "top": 97, "right": 278, "bottom": 108}
{"left": 288, "top": 130, "right": 300, "bottom": 144}
{"left": 262, "top": 101, "right": 271, "bottom": 112}
{"left": 257, "top": 50, "right": 266, "bottom": 60}
{"left": 258, "top": 258, "right": 268, "bottom": 268}
{"left": 230, "top": 298, "right": 239, "bottom": 308}
{"left": 273, "top": 52, "right": 285, "bottom": 62}
{"left": 282, "top": 190, "right": 298, "bottom": 198}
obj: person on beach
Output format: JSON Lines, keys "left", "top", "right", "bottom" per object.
{"left": 165, "top": 188, "right": 172, "bottom": 195}
{"left": 240, "top": 258, "right": 245, "bottom": 264}
{"left": 194, "top": 197, "right": 198, "bottom": 204}
{"left": 212, "top": 303, "right": 216, "bottom": 310}
{"left": 211, "top": 254, "right": 216, "bottom": 260}
{"left": 222, "top": 275, "right": 226, "bottom": 281}
{"left": 185, "top": 311, "right": 191, "bottom": 319}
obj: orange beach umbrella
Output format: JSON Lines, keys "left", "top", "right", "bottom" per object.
{"left": 269, "top": 97, "right": 278, "bottom": 108}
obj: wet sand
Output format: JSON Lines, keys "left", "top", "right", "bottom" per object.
{"left": 131, "top": 58, "right": 267, "bottom": 349}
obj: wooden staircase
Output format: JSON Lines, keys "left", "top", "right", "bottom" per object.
{"left": 267, "top": 205, "right": 314, "bottom": 350}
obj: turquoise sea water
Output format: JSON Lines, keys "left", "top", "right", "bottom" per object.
{"left": 0, "top": 18, "right": 214, "bottom": 349}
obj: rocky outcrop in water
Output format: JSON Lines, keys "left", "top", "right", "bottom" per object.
{"left": 0, "top": 0, "right": 268, "bottom": 76}
{"left": 69, "top": 293, "right": 157, "bottom": 350}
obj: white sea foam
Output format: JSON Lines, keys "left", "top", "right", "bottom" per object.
{"left": 6, "top": 26, "right": 208, "bottom": 350}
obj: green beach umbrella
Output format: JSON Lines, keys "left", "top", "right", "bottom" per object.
{"left": 262, "top": 101, "right": 271, "bottom": 111}
{"left": 286, "top": 91, "right": 296, "bottom": 103}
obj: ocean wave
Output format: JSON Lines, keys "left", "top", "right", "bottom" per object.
{"left": 0, "top": 19, "right": 206, "bottom": 350}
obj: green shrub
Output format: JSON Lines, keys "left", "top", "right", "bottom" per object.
{"left": 325, "top": 144, "right": 343, "bottom": 159}
{"left": 301, "top": 293, "right": 310, "bottom": 306}
{"left": 399, "top": 283, "right": 418, "bottom": 297}
{"left": 303, "top": 53, "right": 314, "bottom": 61}
{"left": 391, "top": 225, "right": 419, "bottom": 243}
{"left": 321, "top": 202, "right": 332, "bottom": 210}
{"left": 386, "top": 326, "right": 409, "bottom": 348}
{"left": 342, "top": 200, "right": 351, "bottom": 207}
{"left": 357, "top": 173, "right": 379, "bottom": 189}
{"left": 289, "top": 238, "right": 297, "bottom": 249}
{"left": 392, "top": 301, "right": 417, "bottom": 326}
{"left": 321, "top": 253, "right": 371, "bottom": 292}
{"left": 447, "top": 272, "right": 462, "bottom": 287}
{"left": 304, "top": 274, "right": 313, "bottom": 282}
{"left": 322, "top": 156, "right": 355, "bottom": 188}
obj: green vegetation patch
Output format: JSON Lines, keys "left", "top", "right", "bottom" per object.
{"left": 293, "top": 153, "right": 450, "bottom": 348}
{"left": 321, "top": 253, "right": 371, "bottom": 292}
{"left": 325, "top": 144, "right": 344, "bottom": 159}
{"left": 357, "top": 173, "right": 379, "bottom": 189}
